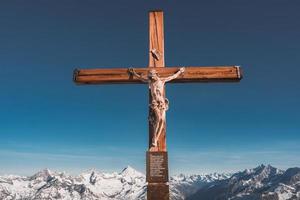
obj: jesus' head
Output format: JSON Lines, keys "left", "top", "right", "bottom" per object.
{"left": 148, "top": 69, "right": 159, "bottom": 80}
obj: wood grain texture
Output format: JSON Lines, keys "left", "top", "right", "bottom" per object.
{"left": 147, "top": 183, "right": 169, "bottom": 200}
{"left": 149, "top": 11, "right": 164, "bottom": 68}
{"left": 74, "top": 66, "right": 242, "bottom": 84}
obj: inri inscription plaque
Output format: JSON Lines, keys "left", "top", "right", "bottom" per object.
{"left": 146, "top": 151, "right": 169, "bottom": 183}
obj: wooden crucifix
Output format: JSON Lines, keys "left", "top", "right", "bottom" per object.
{"left": 73, "top": 10, "right": 242, "bottom": 200}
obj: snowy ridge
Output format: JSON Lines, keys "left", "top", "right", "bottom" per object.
{"left": 0, "top": 166, "right": 146, "bottom": 200}
{"left": 0, "top": 166, "right": 228, "bottom": 200}
{"left": 170, "top": 172, "right": 231, "bottom": 199}
{"left": 0, "top": 165, "right": 299, "bottom": 200}
{"left": 187, "top": 165, "right": 300, "bottom": 200}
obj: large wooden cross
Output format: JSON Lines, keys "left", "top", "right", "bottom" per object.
{"left": 73, "top": 10, "right": 242, "bottom": 200}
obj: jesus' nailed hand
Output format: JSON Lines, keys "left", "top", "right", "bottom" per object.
{"left": 128, "top": 67, "right": 185, "bottom": 148}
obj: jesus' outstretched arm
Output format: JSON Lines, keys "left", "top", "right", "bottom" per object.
{"left": 128, "top": 68, "right": 148, "bottom": 83}
{"left": 162, "top": 67, "right": 185, "bottom": 82}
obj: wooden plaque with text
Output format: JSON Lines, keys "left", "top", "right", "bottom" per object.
{"left": 146, "top": 151, "right": 169, "bottom": 183}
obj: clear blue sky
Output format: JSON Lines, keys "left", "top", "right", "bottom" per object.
{"left": 1, "top": 0, "right": 299, "bottom": 175}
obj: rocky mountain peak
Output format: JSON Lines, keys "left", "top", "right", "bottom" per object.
{"left": 120, "top": 165, "right": 144, "bottom": 177}
{"left": 29, "top": 168, "right": 52, "bottom": 181}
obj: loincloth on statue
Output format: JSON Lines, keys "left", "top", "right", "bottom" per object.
{"left": 150, "top": 98, "right": 169, "bottom": 110}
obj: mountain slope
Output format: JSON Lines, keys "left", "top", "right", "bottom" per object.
{"left": 0, "top": 166, "right": 228, "bottom": 200}
{"left": 187, "top": 165, "right": 300, "bottom": 200}
{"left": 0, "top": 165, "right": 299, "bottom": 200}
{"left": 0, "top": 167, "right": 145, "bottom": 200}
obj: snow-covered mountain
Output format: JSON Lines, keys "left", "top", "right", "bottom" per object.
{"left": 0, "top": 166, "right": 146, "bottom": 200}
{"left": 0, "top": 166, "right": 228, "bottom": 200}
{"left": 171, "top": 172, "right": 231, "bottom": 199}
{"left": 0, "top": 165, "right": 299, "bottom": 200}
{"left": 187, "top": 165, "right": 300, "bottom": 200}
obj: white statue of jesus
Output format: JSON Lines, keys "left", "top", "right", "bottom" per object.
{"left": 129, "top": 67, "right": 185, "bottom": 147}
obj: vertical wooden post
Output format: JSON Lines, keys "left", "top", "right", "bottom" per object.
{"left": 147, "top": 10, "right": 169, "bottom": 200}
{"left": 148, "top": 10, "right": 166, "bottom": 151}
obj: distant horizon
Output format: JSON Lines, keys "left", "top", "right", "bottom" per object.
{"left": 0, "top": 163, "right": 293, "bottom": 177}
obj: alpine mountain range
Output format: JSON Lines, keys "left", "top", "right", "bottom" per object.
{"left": 0, "top": 165, "right": 299, "bottom": 200}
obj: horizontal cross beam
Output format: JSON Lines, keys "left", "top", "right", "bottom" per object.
{"left": 73, "top": 66, "right": 242, "bottom": 84}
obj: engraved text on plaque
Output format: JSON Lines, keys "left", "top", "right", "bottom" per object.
{"left": 146, "top": 151, "right": 169, "bottom": 183}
